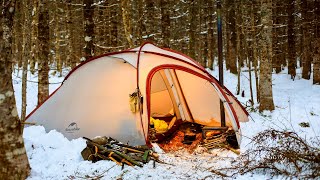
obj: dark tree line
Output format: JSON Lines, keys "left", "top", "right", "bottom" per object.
{"left": 9, "top": 0, "right": 320, "bottom": 112}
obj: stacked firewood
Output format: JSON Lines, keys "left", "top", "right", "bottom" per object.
{"left": 81, "top": 137, "right": 160, "bottom": 167}
{"left": 203, "top": 129, "right": 240, "bottom": 154}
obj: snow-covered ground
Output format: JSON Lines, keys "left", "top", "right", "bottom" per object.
{"left": 13, "top": 66, "right": 320, "bottom": 179}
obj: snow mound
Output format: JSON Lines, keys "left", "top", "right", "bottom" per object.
{"left": 24, "top": 126, "right": 258, "bottom": 179}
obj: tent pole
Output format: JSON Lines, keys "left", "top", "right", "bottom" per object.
{"left": 217, "top": 0, "right": 226, "bottom": 127}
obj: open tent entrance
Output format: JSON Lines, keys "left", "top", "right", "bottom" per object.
{"left": 149, "top": 68, "right": 236, "bottom": 146}
{"left": 149, "top": 69, "right": 183, "bottom": 141}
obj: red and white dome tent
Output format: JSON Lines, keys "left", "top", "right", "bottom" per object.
{"left": 26, "top": 42, "right": 249, "bottom": 146}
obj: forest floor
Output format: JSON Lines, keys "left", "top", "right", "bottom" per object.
{"left": 14, "top": 65, "right": 320, "bottom": 179}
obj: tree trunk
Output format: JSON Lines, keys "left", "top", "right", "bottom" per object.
{"left": 53, "top": 1, "right": 62, "bottom": 74}
{"left": 272, "top": 0, "right": 282, "bottom": 73}
{"left": 313, "top": 0, "right": 320, "bottom": 84}
{"left": 235, "top": 1, "right": 243, "bottom": 95}
{"left": 251, "top": 1, "right": 260, "bottom": 102}
{"left": 94, "top": 4, "right": 106, "bottom": 55}
{"left": 197, "top": 0, "right": 203, "bottom": 65}
{"left": 201, "top": 0, "right": 208, "bottom": 68}
{"left": 160, "top": 0, "right": 170, "bottom": 48}
{"left": 207, "top": 0, "right": 215, "bottom": 69}
{"left": 0, "top": 1, "right": 31, "bottom": 178}
{"left": 21, "top": 56, "right": 28, "bottom": 121}
{"left": 30, "top": 0, "right": 39, "bottom": 74}
{"left": 109, "top": 0, "right": 118, "bottom": 49}
{"left": 144, "top": 0, "right": 155, "bottom": 42}
{"left": 287, "top": 0, "right": 296, "bottom": 80}
{"left": 66, "top": 0, "right": 77, "bottom": 68}
{"left": 253, "top": 35, "right": 260, "bottom": 103}
{"left": 21, "top": 0, "right": 32, "bottom": 121}
{"left": 188, "top": 0, "right": 196, "bottom": 59}
{"left": 38, "top": 0, "right": 50, "bottom": 105}
{"left": 136, "top": 0, "right": 144, "bottom": 45}
{"left": 314, "top": 39, "right": 320, "bottom": 84}
{"left": 278, "top": 2, "right": 287, "bottom": 72}
{"left": 83, "top": 0, "right": 95, "bottom": 60}
{"left": 259, "top": 0, "right": 275, "bottom": 112}
{"left": 13, "top": 0, "right": 23, "bottom": 68}
{"left": 121, "top": 0, "right": 133, "bottom": 48}
{"left": 226, "top": 0, "right": 237, "bottom": 74}
{"left": 237, "top": 3, "right": 245, "bottom": 67}
{"left": 225, "top": 13, "right": 231, "bottom": 71}
{"left": 247, "top": 0, "right": 256, "bottom": 106}
{"left": 301, "top": 0, "right": 312, "bottom": 79}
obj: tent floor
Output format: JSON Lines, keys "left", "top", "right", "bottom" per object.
{"left": 157, "top": 122, "right": 204, "bottom": 153}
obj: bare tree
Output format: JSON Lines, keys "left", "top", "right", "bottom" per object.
{"left": 0, "top": 0, "right": 30, "bottom": 178}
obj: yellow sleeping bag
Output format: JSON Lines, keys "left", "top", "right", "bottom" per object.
{"left": 150, "top": 117, "right": 168, "bottom": 133}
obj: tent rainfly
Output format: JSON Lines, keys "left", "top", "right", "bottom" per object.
{"left": 26, "top": 43, "right": 249, "bottom": 146}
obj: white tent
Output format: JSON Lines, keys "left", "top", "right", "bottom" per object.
{"left": 26, "top": 43, "right": 249, "bottom": 146}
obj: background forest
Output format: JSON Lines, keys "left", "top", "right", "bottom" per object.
{"left": 9, "top": 0, "right": 320, "bottom": 119}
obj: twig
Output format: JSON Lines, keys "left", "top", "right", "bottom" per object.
{"left": 72, "top": 164, "right": 117, "bottom": 180}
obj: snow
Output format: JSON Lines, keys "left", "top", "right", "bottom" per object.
{"left": 85, "top": 36, "right": 92, "bottom": 42}
{"left": 9, "top": 7, "right": 14, "bottom": 13}
{"left": 13, "top": 65, "right": 320, "bottom": 179}
{"left": 23, "top": 126, "right": 243, "bottom": 180}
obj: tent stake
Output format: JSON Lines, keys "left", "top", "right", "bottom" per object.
{"left": 217, "top": 0, "right": 226, "bottom": 127}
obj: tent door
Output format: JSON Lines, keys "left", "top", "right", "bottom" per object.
{"left": 163, "top": 69, "right": 186, "bottom": 120}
